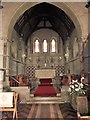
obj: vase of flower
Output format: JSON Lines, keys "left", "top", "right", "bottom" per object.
{"left": 68, "top": 80, "right": 86, "bottom": 110}
{"left": 68, "top": 80, "right": 85, "bottom": 96}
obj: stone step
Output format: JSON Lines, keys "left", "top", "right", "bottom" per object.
{"left": 26, "top": 101, "right": 65, "bottom": 104}
{"left": 23, "top": 96, "right": 67, "bottom": 104}
{"left": 29, "top": 96, "right": 61, "bottom": 101}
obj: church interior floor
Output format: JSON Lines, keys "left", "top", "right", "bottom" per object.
{"left": 2, "top": 103, "right": 78, "bottom": 119}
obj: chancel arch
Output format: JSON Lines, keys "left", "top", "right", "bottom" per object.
{"left": 6, "top": 2, "right": 85, "bottom": 41}
{"left": 5, "top": 3, "right": 86, "bottom": 78}
{"left": 3, "top": 2, "right": 87, "bottom": 84}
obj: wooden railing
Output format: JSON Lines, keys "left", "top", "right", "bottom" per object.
{"left": 9, "top": 76, "right": 20, "bottom": 87}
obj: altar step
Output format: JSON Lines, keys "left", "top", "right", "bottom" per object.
{"left": 25, "top": 96, "right": 66, "bottom": 104}
{"left": 26, "top": 101, "right": 65, "bottom": 104}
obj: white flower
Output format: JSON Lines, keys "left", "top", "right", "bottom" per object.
{"left": 75, "top": 84, "right": 78, "bottom": 87}
{"left": 70, "top": 85, "right": 74, "bottom": 89}
{"left": 68, "top": 87, "right": 71, "bottom": 92}
{"left": 75, "top": 80, "right": 78, "bottom": 82}
{"left": 80, "top": 83, "right": 84, "bottom": 88}
{"left": 82, "top": 91, "right": 85, "bottom": 94}
{"left": 72, "top": 80, "right": 75, "bottom": 83}
{"left": 72, "top": 79, "right": 78, "bottom": 83}
{"left": 75, "top": 88, "right": 80, "bottom": 91}
{"left": 81, "top": 77, "right": 84, "bottom": 80}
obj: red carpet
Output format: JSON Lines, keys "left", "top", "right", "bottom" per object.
{"left": 40, "top": 79, "right": 52, "bottom": 84}
{"left": 34, "top": 85, "right": 57, "bottom": 96}
{"left": 34, "top": 79, "right": 57, "bottom": 97}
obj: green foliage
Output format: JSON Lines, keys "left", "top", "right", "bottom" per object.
{"left": 3, "top": 86, "right": 12, "bottom": 92}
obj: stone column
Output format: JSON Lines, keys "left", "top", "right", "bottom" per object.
{"left": 5, "top": 38, "right": 11, "bottom": 86}
{"left": 0, "top": 38, "right": 4, "bottom": 91}
{"left": 0, "top": 2, "right": 3, "bottom": 92}
{"left": 80, "top": 36, "right": 87, "bottom": 72}
{"left": 1, "top": 38, "right": 11, "bottom": 87}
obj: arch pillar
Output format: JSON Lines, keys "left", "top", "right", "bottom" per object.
{"left": 0, "top": 37, "right": 11, "bottom": 86}
{"left": 0, "top": 38, "right": 4, "bottom": 91}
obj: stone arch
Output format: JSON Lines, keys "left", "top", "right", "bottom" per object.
{"left": 7, "top": 2, "right": 84, "bottom": 40}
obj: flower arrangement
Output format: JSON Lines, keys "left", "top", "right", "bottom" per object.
{"left": 68, "top": 80, "right": 85, "bottom": 95}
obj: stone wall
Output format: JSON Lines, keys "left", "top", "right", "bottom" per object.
{"left": 26, "top": 28, "right": 64, "bottom": 68}
{"left": 9, "top": 29, "right": 26, "bottom": 76}
{"left": 64, "top": 29, "right": 81, "bottom": 74}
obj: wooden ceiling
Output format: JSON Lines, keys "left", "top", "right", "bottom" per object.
{"left": 14, "top": 2, "right": 75, "bottom": 44}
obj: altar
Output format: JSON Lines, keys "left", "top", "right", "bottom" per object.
{"left": 35, "top": 69, "right": 55, "bottom": 79}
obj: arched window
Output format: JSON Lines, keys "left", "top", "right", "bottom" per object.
{"left": 51, "top": 39, "right": 56, "bottom": 52}
{"left": 35, "top": 39, "right": 39, "bottom": 52}
{"left": 43, "top": 39, "right": 47, "bottom": 52}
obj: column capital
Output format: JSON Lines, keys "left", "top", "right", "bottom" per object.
{"left": 80, "top": 35, "right": 88, "bottom": 43}
{"left": 0, "top": 37, "right": 12, "bottom": 44}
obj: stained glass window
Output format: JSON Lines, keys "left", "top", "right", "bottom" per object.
{"left": 43, "top": 40, "right": 47, "bottom": 52}
{"left": 51, "top": 39, "right": 56, "bottom": 52}
{"left": 35, "top": 39, "right": 39, "bottom": 52}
